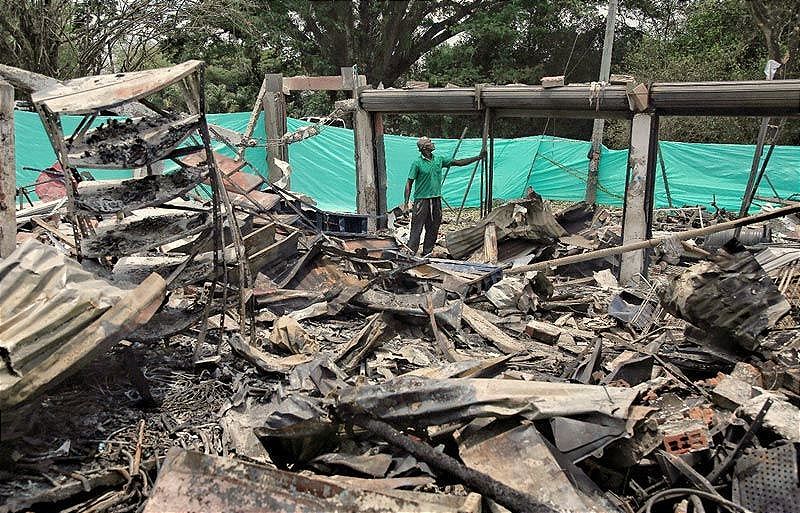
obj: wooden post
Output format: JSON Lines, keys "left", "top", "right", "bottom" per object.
{"left": 619, "top": 113, "right": 658, "bottom": 286}
{"left": 372, "top": 111, "right": 388, "bottom": 228}
{"left": 584, "top": 0, "right": 618, "bottom": 204}
{"left": 348, "top": 67, "right": 379, "bottom": 232}
{"left": 36, "top": 105, "right": 85, "bottom": 256}
{"left": 487, "top": 111, "right": 495, "bottom": 214}
{"left": 483, "top": 222, "right": 498, "bottom": 264}
{"left": 456, "top": 109, "right": 490, "bottom": 224}
{"left": 0, "top": 78, "right": 15, "bottom": 257}
{"left": 263, "top": 73, "right": 287, "bottom": 185}
{"left": 657, "top": 142, "right": 673, "bottom": 208}
{"left": 238, "top": 75, "right": 269, "bottom": 161}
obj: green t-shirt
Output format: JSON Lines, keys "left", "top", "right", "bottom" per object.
{"left": 408, "top": 154, "right": 453, "bottom": 200}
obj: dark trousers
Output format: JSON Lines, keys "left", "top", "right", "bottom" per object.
{"left": 407, "top": 197, "right": 442, "bottom": 255}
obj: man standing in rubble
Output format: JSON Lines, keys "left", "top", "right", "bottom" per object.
{"left": 404, "top": 137, "right": 484, "bottom": 256}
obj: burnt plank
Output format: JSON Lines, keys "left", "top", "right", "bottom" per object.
{"left": 75, "top": 166, "right": 206, "bottom": 215}
{"left": 67, "top": 115, "right": 201, "bottom": 168}
{"left": 82, "top": 209, "right": 211, "bottom": 257}
{"left": 248, "top": 231, "right": 300, "bottom": 275}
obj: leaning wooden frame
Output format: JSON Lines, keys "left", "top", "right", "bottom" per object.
{"left": 29, "top": 60, "right": 254, "bottom": 341}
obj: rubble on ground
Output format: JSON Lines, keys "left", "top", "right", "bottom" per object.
{"left": 5, "top": 188, "right": 799, "bottom": 513}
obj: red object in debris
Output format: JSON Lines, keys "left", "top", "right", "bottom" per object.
{"left": 688, "top": 406, "right": 715, "bottom": 426}
{"left": 663, "top": 428, "right": 709, "bottom": 455}
{"left": 34, "top": 163, "right": 67, "bottom": 202}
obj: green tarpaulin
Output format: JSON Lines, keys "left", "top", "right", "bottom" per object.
{"left": 12, "top": 110, "right": 800, "bottom": 212}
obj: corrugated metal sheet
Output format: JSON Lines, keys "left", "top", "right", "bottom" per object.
{"left": 446, "top": 197, "right": 566, "bottom": 259}
{"left": 144, "top": 448, "right": 477, "bottom": 513}
{"left": 0, "top": 240, "right": 165, "bottom": 416}
{"left": 336, "top": 376, "right": 638, "bottom": 427}
{"left": 360, "top": 80, "right": 800, "bottom": 117}
{"left": 359, "top": 85, "right": 633, "bottom": 117}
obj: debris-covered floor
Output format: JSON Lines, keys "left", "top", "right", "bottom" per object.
{"left": 3, "top": 192, "right": 800, "bottom": 513}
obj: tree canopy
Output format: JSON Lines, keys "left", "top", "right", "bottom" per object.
{"left": 1, "top": 0, "right": 797, "bottom": 144}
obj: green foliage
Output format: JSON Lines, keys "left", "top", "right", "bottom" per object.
{"left": 401, "top": 0, "right": 610, "bottom": 139}
{"left": 623, "top": 0, "right": 762, "bottom": 82}
{"left": 2, "top": 0, "right": 797, "bottom": 146}
{"left": 0, "top": 0, "right": 183, "bottom": 78}
{"left": 607, "top": 0, "right": 799, "bottom": 147}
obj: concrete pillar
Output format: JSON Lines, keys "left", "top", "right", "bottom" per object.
{"left": 0, "top": 79, "right": 15, "bottom": 257}
{"left": 619, "top": 113, "right": 658, "bottom": 286}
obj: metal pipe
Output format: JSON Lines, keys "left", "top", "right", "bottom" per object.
{"left": 507, "top": 203, "right": 800, "bottom": 274}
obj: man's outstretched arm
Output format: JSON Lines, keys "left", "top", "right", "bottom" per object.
{"left": 451, "top": 149, "right": 486, "bottom": 167}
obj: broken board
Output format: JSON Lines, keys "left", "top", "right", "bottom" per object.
{"left": 81, "top": 209, "right": 211, "bottom": 257}
{"left": 74, "top": 166, "right": 206, "bottom": 215}
{"left": 67, "top": 115, "right": 201, "bottom": 168}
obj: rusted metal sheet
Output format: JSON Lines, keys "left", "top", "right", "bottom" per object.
{"left": 74, "top": 166, "right": 206, "bottom": 215}
{"left": 458, "top": 422, "right": 615, "bottom": 513}
{"left": 229, "top": 189, "right": 281, "bottom": 211}
{"left": 66, "top": 115, "right": 200, "bottom": 168}
{"left": 144, "top": 448, "right": 474, "bottom": 513}
{"left": 446, "top": 196, "right": 565, "bottom": 259}
{"left": 658, "top": 244, "right": 791, "bottom": 351}
{"left": 31, "top": 60, "right": 203, "bottom": 115}
{"left": 181, "top": 149, "right": 245, "bottom": 175}
{"left": 0, "top": 240, "right": 165, "bottom": 418}
{"left": 341, "top": 237, "right": 398, "bottom": 257}
{"left": 336, "top": 376, "right": 638, "bottom": 427}
{"left": 224, "top": 171, "right": 264, "bottom": 194}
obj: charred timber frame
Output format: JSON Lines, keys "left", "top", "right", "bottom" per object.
{"left": 358, "top": 79, "right": 800, "bottom": 282}
{"left": 258, "top": 69, "right": 386, "bottom": 230}
{"left": 263, "top": 74, "right": 288, "bottom": 185}
{"left": 27, "top": 62, "right": 254, "bottom": 337}
{"left": 0, "top": 78, "right": 14, "bottom": 257}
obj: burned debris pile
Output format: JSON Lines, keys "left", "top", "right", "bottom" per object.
{"left": 5, "top": 194, "right": 799, "bottom": 513}
{"left": 3, "top": 64, "right": 800, "bottom": 513}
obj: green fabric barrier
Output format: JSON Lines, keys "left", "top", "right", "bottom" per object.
{"left": 13, "top": 110, "right": 800, "bottom": 212}
{"left": 14, "top": 112, "right": 132, "bottom": 199}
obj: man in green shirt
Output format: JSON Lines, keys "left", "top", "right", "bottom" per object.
{"left": 404, "top": 137, "right": 484, "bottom": 255}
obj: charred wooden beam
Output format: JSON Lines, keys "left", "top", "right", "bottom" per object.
{"left": 66, "top": 115, "right": 200, "bottom": 169}
{"left": 0, "top": 78, "right": 14, "bottom": 257}
{"left": 74, "top": 166, "right": 206, "bottom": 215}
{"left": 81, "top": 210, "right": 211, "bottom": 258}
